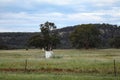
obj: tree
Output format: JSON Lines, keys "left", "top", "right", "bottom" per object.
{"left": 28, "top": 35, "right": 44, "bottom": 48}
{"left": 40, "top": 21, "right": 60, "bottom": 58}
{"left": 28, "top": 21, "right": 60, "bottom": 58}
{"left": 0, "top": 38, "right": 8, "bottom": 50}
{"left": 70, "top": 24, "right": 101, "bottom": 49}
{"left": 109, "top": 36, "right": 120, "bottom": 48}
{"left": 40, "top": 21, "right": 60, "bottom": 50}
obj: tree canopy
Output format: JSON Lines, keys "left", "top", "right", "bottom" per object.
{"left": 70, "top": 24, "right": 101, "bottom": 49}
{"left": 109, "top": 36, "right": 120, "bottom": 48}
{"left": 0, "top": 38, "right": 8, "bottom": 49}
{"left": 28, "top": 21, "right": 60, "bottom": 50}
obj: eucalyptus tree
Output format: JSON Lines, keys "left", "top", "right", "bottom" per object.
{"left": 40, "top": 21, "right": 59, "bottom": 58}
{"left": 70, "top": 24, "right": 101, "bottom": 49}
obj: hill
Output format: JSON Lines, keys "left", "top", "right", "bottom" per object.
{"left": 0, "top": 23, "right": 120, "bottom": 49}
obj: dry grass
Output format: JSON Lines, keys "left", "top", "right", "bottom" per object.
{"left": 0, "top": 49, "right": 120, "bottom": 80}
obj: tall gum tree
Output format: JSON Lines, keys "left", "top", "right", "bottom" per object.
{"left": 40, "top": 21, "right": 59, "bottom": 58}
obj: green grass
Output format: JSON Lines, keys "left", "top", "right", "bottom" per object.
{"left": 0, "top": 72, "right": 119, "bottom": 80}
{"left": 0, "top": 49, "right": 120, "bottom": 80}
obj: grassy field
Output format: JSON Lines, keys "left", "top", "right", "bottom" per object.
{"left": 0, "top": 49, "right": 120, "bottom": 80}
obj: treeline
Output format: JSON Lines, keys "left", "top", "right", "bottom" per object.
{"left": 0, "top": 32, "right": 39, "bottom": 49}
{"left": 0, "top": 23, "right": 120, "bottom": 49}
{"left": 56, "top": 23, "right": 120, "bottom": 49}
{"left": 70, "top": 24, "right": 120, "bottom": 49}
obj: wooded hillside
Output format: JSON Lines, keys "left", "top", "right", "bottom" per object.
{"left": 0, "top": 23, "right": 120, "bottom": 49}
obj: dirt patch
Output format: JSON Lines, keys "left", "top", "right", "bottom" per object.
{"left": 0, "top": 68, "right": 76, "bottom": 73}
{"left": 0, "top": 68, "right": 113, "bottom": 74}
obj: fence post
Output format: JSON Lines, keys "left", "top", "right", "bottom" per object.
{"left": 25, "top": 59, "right": 28, "bottom": 72}
{"left": 114, "top": 59, "right": 117, "bottom": 77}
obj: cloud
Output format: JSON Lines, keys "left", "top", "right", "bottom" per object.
{"left": 88, "top": 0, "right": 119, "bottom": 6}
{"left": 1, "top": 10, "right": 120, "bottom": 27}
{"left": 0, "top": 24, "right": 39, "bottom": 32}
{"left": 0, "top": 28, "right": 11, "bottom": 32}
{"left": 0, "top": 0, "right": 119, "bottom": 14}
{"left": 0, "top": 12, "right": 64, "bottom": 25}
{"left": 0, "top": 0, "right": 120, "bottom": 32}
{"left": 0, "top": 0, "right": 15, "bottom": 3}
{"left": 0, "top": 0, "right": 119, "bottom": 7}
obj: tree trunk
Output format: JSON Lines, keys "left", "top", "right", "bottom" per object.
{"left": 44, "top": 45, "right": 53, "bottom": 59}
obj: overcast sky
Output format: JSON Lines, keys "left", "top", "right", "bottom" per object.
{"left": 0, "top": 0, "right": 120, "bottom": 32}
